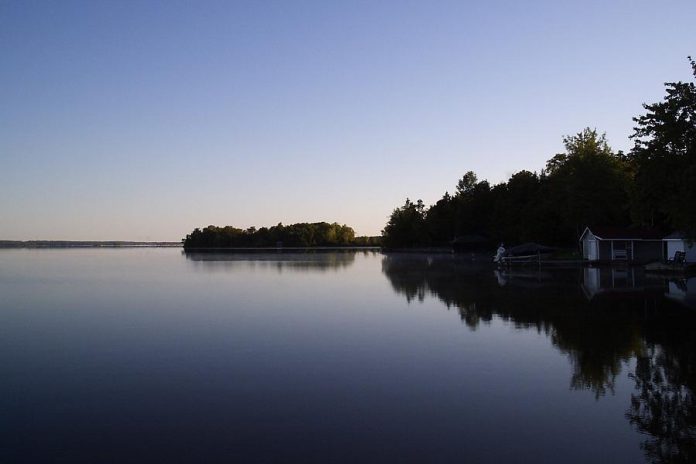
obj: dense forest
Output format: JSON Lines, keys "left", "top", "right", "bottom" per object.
{"left": 183, "top": 222, "right": 380, "bottom": 249}
{"left": 383, "top": 58, "right": 696, "bottom": 248}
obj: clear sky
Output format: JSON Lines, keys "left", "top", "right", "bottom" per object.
{"left": 1, "top": 0, "right": 695, "bottom": 240}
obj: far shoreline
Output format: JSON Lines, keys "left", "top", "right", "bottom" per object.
{"left": 0, "top": 241, "right": 182, "bottom": 248}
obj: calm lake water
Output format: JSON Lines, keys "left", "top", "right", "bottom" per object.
{"left": 1, "top": 249, "right": 695, "bottom": 463}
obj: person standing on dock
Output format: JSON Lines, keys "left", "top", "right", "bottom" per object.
{"left": 494, "top": 243, "right": 506, "bottom": 264}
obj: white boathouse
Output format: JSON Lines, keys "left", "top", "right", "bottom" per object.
{"left": 580, "top": 226, "right": 664, "bottom": 263}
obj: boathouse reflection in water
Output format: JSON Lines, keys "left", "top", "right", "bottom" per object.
{"left": 381, "top": 254, "right": 696, "bottom": 464}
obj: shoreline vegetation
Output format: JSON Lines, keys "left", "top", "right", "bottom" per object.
{"left": 183, "top": 222, "right": 381, "bottom": 250}
{"left": 382, "top": 58, "right": 696, "bottom": 249}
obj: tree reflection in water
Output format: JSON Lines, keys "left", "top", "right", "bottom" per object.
{"left": 381, "top": 253, "right": 696, "bottom": 464}
{"left": 627, "top": 325, "right": 696, "bottom": 463}
{"left": 183, "top": 250, "right": 368, "bottom": 273}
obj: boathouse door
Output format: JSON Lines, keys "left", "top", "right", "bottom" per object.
{"left": 585, "top": 239, "right": 598, "bottom": 261}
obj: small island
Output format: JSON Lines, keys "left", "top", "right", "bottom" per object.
{"left": 183, "top": 222, "right": 381, "bottom": 250}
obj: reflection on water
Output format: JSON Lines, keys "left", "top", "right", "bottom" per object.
{"left": 382, "top": 255, "right": 641, "bottom": 397}
{"left": 664, "top": 277, "right": 696, "bottom": 309}
{"left": 628, "top": 342, "right": 696, "bottom": 464}
{"left": 2, "top": 249, "right": 695, "bottom": 463}
{"left": 581, "top": 267, "right": 665, "bottom": 302}
{"left": 382, "top": 254, "right": 696, "bottom": 464}
{"left": 183, "top": 250, "right": 367, "bottom": 272}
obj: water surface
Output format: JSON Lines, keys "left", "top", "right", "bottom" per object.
{"left": 1, "top": 249, "right": 694, "bottom": 463}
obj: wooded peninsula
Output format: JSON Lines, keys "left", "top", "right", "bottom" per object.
{"left": 381, "top": 57, "right": 696, "bottom": 248}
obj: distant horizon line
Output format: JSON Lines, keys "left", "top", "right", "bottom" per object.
{"left": 0, "top": 240, "right": 183, "bottom": 248}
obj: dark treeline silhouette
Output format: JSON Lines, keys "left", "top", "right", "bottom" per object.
{"left": 383, "top": 58, "right": 696, "bottom": 248}
{"left": 381, "top": 254, "right": 696, "bottom": 463}
{"left": 183, "top": 222, "right": 380, "bottom": 249}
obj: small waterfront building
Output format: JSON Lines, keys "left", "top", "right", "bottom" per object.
{"left": 579, "top": 226, "right": 664, "bottom": 263}
{"left": 663, "top": 232, "right": 696, "bottom": 263}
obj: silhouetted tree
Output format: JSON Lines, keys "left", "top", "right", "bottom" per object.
{"left": 382, "top": 198, "right": 427, "bottom": 247}
{"left": 382, "top": 129, "right": 632, "bottom": 247}
{"left": 381, "top": 58, "right": 696, "bottom": 248}
{"left": 629, "top": 57, "right": 696, "bottom": 235}
{"left": 425, "top": 192, "right": 456, "bottom": 245}
{"left": 545, "top": 128, "right": 632, "bottom": 241}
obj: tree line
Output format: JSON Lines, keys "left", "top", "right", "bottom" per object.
{"left": 183, "top": 222, "right": 380, "bottom": 249}
{"left": 382, "top": 58, "right": 696, "bottom": 248}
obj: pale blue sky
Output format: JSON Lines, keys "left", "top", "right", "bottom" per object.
{"left": 1, "top": 0, "right": 694, "bottom": 240}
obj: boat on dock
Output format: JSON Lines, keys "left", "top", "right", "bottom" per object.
{"left": 495, "top": 242, "right": 556, "bottom": 266}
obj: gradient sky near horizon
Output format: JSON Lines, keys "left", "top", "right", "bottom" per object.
{"left": 1, "top": 1, "right": 695, "bottom": 240}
